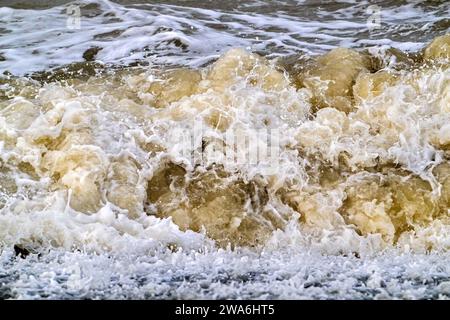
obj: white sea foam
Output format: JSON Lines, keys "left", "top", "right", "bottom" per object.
{"left": 1, "top": 247, "right": 450, "bottom": 299}
{"left": 0, "top": 0, "right": 449, "bottom": 300}
{"left": 0, "top": 0, "right": 448, "bottom": 75}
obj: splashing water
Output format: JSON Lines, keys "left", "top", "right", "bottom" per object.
{"left": 0, "top": 0, "right": 450, "bottom": 299}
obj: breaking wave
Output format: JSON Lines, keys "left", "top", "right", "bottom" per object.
{"left": 1, "top": 22, "right": 449, "bottom": 254}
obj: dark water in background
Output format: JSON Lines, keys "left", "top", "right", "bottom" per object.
{"left": 0, "top": 0, "right": 449, "bottom": 75}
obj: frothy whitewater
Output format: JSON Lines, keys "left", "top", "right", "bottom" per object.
{"left": 0, "top": 0, "right": 450, "bottom": 299}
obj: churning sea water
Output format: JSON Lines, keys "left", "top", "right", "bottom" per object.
{"left": 0, "top": 0, "right": 450, "bottom": 299}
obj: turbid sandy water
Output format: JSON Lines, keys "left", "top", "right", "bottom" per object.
{"left": 0, "top": 0, "right": 449, "bottom": 299}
